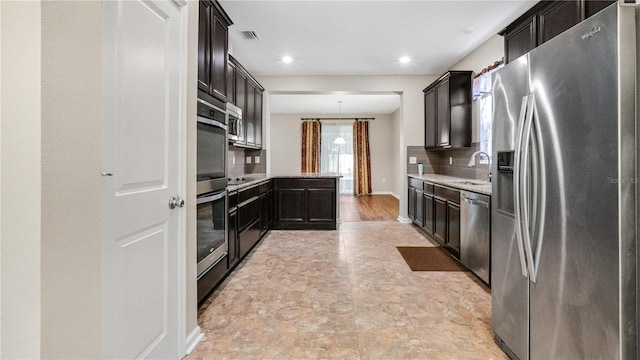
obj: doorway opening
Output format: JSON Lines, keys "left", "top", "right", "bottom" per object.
{"left": 320, "top": 122, "right": 353, "bottom": 194}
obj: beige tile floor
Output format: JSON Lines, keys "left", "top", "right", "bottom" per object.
{"left": 187, "top": 222, "right": 508, "bottom": 360}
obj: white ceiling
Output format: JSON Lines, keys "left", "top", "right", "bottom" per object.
{"left": 219, "top": 0, "right": 536, "bottom": 115}
{"left": 220, "top": 0, "right": 536, "bottom": 76}
{"left": 270, "top": 93, "right": 401, "bottom": 114}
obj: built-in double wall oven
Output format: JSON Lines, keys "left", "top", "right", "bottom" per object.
{"left": 196, "top": 98, "right": 228, "bottom": 278}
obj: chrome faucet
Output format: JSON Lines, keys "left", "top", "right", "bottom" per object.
{"left": 468, "top": 151, "right": 492, "bottom": 182}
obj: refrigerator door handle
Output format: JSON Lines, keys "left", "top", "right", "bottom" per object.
{"left": 513, "top": 95, "right": 530, "bottom": 278}
{"left": 522, "top": 94, "right": 537, "bottom": 283}
{"left": 529, "top": 94, "right": 546, "bottom": 282}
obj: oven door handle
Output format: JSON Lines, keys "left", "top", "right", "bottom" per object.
{"left": 197, "top": 116, "right": 227, "bottom": 130}
{"left": 197, "top": 190, "right": 227, "bottom": 204}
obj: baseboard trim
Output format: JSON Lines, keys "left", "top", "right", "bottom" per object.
{"left": 370, "top": 191, "right": 400, "bottom": 199}
{"left": 185, "top": 326, "right": 204, "bottom": 355}
{"left": 397, "top": 216, "right": 412, "bottom": 224}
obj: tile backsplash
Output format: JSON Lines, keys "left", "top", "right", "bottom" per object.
{"left": 227, "top": 145, "right": 267, "bottom": 177}
{"left": 406, "top": 146, "right": 441, "bottom": 175}
{"left": 407, "top": 144, "right": 490, "bottom": 181}
{"left": 245, "top": 148, "right": 266, "bottom": 175}
{"left": 227, "top": 145, "right": 245, "bottom": 177}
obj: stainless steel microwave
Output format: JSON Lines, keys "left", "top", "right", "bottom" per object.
{"left": 226, "top": 102, "right": 242, "bottom": 142}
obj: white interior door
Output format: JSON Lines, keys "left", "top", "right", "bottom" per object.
{"left": 101, "top": 0, "right": 186, "bottom": 358}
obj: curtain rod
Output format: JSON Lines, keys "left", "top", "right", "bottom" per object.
{"left": 300, "top": 117, "right": 375, "bottom": 121}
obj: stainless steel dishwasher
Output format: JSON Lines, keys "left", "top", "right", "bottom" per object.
{"left": 460, "top": 191, "right": 491, "bottom": 285}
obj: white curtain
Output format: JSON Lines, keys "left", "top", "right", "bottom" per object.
{"left": 473, "top": 64, "right": 503, "bottom": 157}
{"left": 320, "top": 122, "right": 353, "bottom": 194}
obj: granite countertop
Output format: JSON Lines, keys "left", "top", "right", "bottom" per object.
{"left": 407, "top": 173, "right": 492, "bottom": 195}
{"left": 227, "top": 173, "right": 342, "bottom": 191}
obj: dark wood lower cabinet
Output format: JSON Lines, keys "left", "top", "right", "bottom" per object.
{"left": 446, "top": 202, "right": 461, "bottom": 258}
{"left": 227, "top": 208, "right": 238, "bottom": 269}
{"left": 272, "top": 178, "right": 337, "bottom": 230}
{"left": 276, "top": 188, "right": 305, "bottom": 223}
{"left": 433, "top": 196, "right": 447, "bottom": 245}
{"left": 260, "top": 190, "right": 273, "bottom": 236}
{"left": 415, "top": 188, "right": 424, "bottom": 227}
{"left": 408, "top": 186, "right": 416, "bottom": 221}
{"left": 408, "top": 178, "right": 462, "bottom": 259}
{"left": 239, "top": 219, "right": 260, "bottom": 259}
{"left": 307, "top": 189, "right": 336, "bottom": 223}
{"left": 422, "top": 192, "right": 434, "bottom": 235}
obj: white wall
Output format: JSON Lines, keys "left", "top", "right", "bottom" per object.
{"left": 367, "top": 114, "right": 394, "bottom": 194}
{"left": 259, "top": 75, "right": 435, "bottom": 219}
{"left": 40, "top": 2, "right": 102, "bottom": 357}
{"left": 270, "top": 113, "right": 396, "bottom": 194}
{"left": 1, "top": 1, "right": 4, "bottom": 354}
{"left": 1, "top": 2, "right": 198, "bottom": 357}
{"left": 1, "top": 2, "right": 42, "bottom": 357}
{"left": 269, "top": 114, "right": 302, "bottom": 175}
{"left": 185, "top": 0, "right": 200, "bottom": 345}
{"left": 390, "top": 108, "right": 402, "bottom": 199}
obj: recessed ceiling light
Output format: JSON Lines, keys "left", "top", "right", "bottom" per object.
{"left": 399, "top": 56, "right": 411, "bottom": 64}
{"left": 282, "top": 56, "right": 293, "bottom": 63}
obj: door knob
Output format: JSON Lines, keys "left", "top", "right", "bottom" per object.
{"left": 168, "top": 196, "right": 185, "bottom": 209}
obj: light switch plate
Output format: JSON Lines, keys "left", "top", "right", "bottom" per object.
{"left": 232, "top": 156, "right": 236, "bottom": 165}
{"left": 449, "top": 157, "right": 453, "bottom": 165}
{"left": 409, "top": 156, "right": 417, "bottom": 164}
{"left": 254, "top": 156, "right": 260, "bottom": 164}
{"left": 246, "top": 156, "right": 252, "bottom": 164}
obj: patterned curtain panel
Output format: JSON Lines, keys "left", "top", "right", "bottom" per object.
{"left": 353, "top": 120, "right": 372, "bottom": 195}
{"left": 301, "top": 120, "right": 321, "bottom": 173}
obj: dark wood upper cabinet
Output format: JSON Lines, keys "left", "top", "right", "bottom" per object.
{"left": 198, "top": 0, "right": 232, "bottom": 102}
{"left": 423, "top": 88, "right": 436, "bottom": 149}
{"left": 436, "top": 79, "right": 451, "bottom": 147}
{"left": 197, "top": 1, "right": 211, "bottom": 93}
{"left": 254, "top": 89, "right": 263, "bottom": 148}
{"left": 585, "top": 0, "right": 615, "bottom": 18}
{"left": 503, "top": 15, "right": 536, "bottom": 64}
{"left": 501, "top": 0, "right": 615, "bottom": 64}
{"left": 423, "top": 71, "right": 472, "bottom": 150}
{"left": 245, "top": 81, "right": 256, "bottom": 146}
{"left": 228, "top": 55, "right": 265, "bottom": 150}
{"left": 210, "top": 13, "right": 228, "bottom": 100}
{"left": 537, "top": 1, "right": 583, "bottom": 45}
{"left": 226, "top": 58, "right": 235, "bottom": 104}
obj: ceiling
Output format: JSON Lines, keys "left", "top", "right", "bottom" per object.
{"left": 269, "top": 93, "right": 400, "bottom": 114}
{"left": 219, "top": 0, "right": 536, "bottom": 115}
{"left": 220, "top": 0, "right": 536, "bottom": 76}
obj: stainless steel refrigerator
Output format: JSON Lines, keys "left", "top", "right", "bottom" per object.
{"left": 491, "top": 3, "right": 638, "bottom": 359}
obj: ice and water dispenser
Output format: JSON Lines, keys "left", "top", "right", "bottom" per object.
{"left": 496, "top": 151, "right": 514, "bottom": 215}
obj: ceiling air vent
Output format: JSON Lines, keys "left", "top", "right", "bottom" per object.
{"left": 240, "top": 31, "right": 261, "bottom": 41}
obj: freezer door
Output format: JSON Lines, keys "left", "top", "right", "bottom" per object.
{"left": 491, "top": 55, "right": 531, "bottom": 360}
{"left": 526, "top": 5, "right": 626, "bottom": 359}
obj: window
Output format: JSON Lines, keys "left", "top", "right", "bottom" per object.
{"left": 473, "top": 63, "right": 503, "bottom": 160}
{"left": 320, "top": 122, "right": 353, "bottom": 194}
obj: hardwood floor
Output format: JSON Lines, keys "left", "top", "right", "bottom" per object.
{"left": 340, "top": 194, "right": 399, "bottom": 222}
